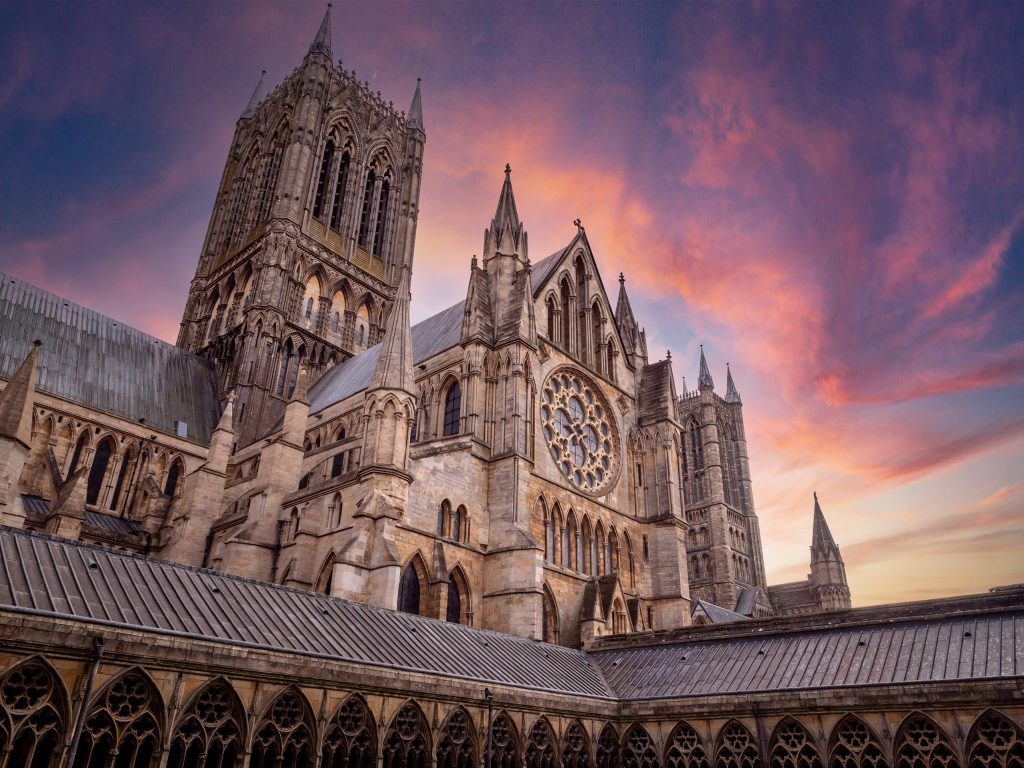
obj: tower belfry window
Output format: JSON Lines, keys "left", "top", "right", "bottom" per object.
{"left": 358, "top": 169, "right": 376, "bottom": 249}
{"left": 372, "top": 175, "right": 390, "bottom": 256}
{"left": 329, "top": 150, "right": 350, "bottom": 231}
{"left": 313, "top": 141, "right": 335, "bottom": 220}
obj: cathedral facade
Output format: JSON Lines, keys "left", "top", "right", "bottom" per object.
{"left": 1, "top": 9, "right": 1022, "bottom": 768}
{"left": 0, "top": 7, "right": 849, "bottom": 648}
{"left": 0, "top": 6, "right": 850, "bottom": 648}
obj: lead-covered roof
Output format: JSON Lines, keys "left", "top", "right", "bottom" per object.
{"left": 0, "top": 525, "right": 1020, "bottom": 702}
{"left": 0, "top": 272, "right": 220, "bottom": 443}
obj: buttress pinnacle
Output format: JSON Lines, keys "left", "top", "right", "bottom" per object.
{"left": 725, "top": 363, "right": 742, "bottom": 404}
{"left": 407, "top": 78, "right": 425, "bottom": 132}
{"left": 698, "top": 345, "right": 714, "bottom": 390}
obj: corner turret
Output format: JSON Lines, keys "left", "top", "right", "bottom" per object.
{"left": 809, "top": 493, "right": 852, "bottom": 611}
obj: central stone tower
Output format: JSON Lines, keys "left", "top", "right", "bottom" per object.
{"left": 176, "top": 6, "right": 426, "bottom": 446}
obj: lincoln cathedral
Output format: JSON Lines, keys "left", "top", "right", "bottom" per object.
{"left": 0, "top": 8, "right": 1020, "bottom": 768}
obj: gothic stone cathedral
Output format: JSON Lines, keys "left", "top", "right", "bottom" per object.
{"left": 1, "top": 9, "right": 1021, "bottom": 768}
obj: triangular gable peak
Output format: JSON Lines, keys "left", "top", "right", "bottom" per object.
{"left": 531, "top": 228, "right": 634, "bottom": 371}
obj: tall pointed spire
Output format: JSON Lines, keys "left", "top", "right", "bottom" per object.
{"left": 698, "top": 345, "right": 714, "bottom": 390}
{"left": 406, "top": 78, "right": 424, "bottom": 132}
{"left": 725, "top": 363, "right": 742, "bottom": 404}
{"left": 811, "top": 492, "right": 840, "bottom": 559}
{"left": 484, "top": 164, "right": 525, "bottom": 256}
{"left": 308, "top": 3, "right": 332, "bottom": 58}
{"left": 369, "top": 267, "right": 415, "bottom": 394}
{"left": 240, "top": 70, "right": 266, "bottom": 119}
{"left": 0, "top": 341, "right": 39, "bottom": 448}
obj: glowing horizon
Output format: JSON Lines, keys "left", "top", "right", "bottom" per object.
{"left": 1, "top": 1, "right": 1022, "bottom": 606}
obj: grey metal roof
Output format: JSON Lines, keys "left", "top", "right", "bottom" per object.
{"left": 308, "top": 300, "right": 465, "bottom": 414}
{"left": 692, "top": 599, "right": 748, "bottom": 625}
{"left": 591, "top": 608, "right": 1024, "bottom": 700}
{"left": 531, "top": 246, "right": 570, "bottom": 296}
{"left": 0, "top": 272, "right": 220, "bottom": 444}
{"left": 83, "top": 511, "right": 142, "bottom": 536}
{"left": 0, "top": 526, "right": 611, "bottom": 698}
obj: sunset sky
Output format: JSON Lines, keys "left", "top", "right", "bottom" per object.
{"left": 2, "top": 2, "right": 1022, "bottom": 606}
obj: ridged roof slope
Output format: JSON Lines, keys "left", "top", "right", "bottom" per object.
{"left": 0, "top": 272, "right": 220, "bottom": 443}
{"left": 308, "top": 300, "right": 465, "bottom": 414}
{"left": 0, "top": 526, "right": 611, "bottom": 698}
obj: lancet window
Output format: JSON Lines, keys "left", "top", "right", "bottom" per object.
{"left": 443, "top": 381, "right": 462, "bottom": 437}
{"left": 622, "top": 725, "right": 659, "bottom": 768}
{"left": 329, "top": 149, "right": 351, "bottom": 231}
{"left": 562, "top": 721, "right": 593, "bottom": 768}
{"left": 73, "top": 670, "right": 162, "bottom": 768}
{"left": 894, "top": 715, "right": 960, "bottom": 768}
{"left": 768, "top": 718, "right": 822, "bottom": 768}
{"left": 665, "top": 721, "right": 709, "bottom": 768}
{"left": 525, "top": 719, "right": 557, "bottom": 768}
{"left": 596, "top": 726, "right": 621, "bottom": 768}
{"left": 249, "top": 688, "right": 314, "bottom": 768}
{"left": 86, "top": 437, "right": 114, "bottom": 506}
{"left": 436, "top": 709, "right": 476, "bottom": 768}
{"left": 828, "top": 716, "right": 887, "bottom": 768}
{"left": 0, "top": 659, "right": 66, "bottom": 768}
{"left": 372, "top": 173, "right": 391, "bottom": 256}
{"left": 358, "top": 169, "right": 376, "bottom": 249}
{"left": 313, "top": 140, "right": 336, "bottom": 221}
{"left": 398, "top": 564, "right": 421, "bottom": 616}
{"left": 322, "top": 696, "right": 376, "bottom": 768}
{"left": 383, "top": 703, "right": 429, "bottom": 768}
{"left": 167, "top": 679, "right": 245, "bottom": 768}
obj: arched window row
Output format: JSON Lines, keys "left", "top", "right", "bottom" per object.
{"left": 437, "top": 499, "right": 471, "bottom": 544}
{"left": 541, "top": 277, "right": 617, "bottom": 383}
{"left": 3, "top": 658, "right": 1022, "bottom": 768}
{"left": 540, "top": 498, "right": 633, "bottom": 584}
{"left": 44, "top": 422, "right": 187, "bottom": 517}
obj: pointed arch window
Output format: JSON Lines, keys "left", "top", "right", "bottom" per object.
{"left": 167, "top": 679, "right": 245, "bottom": 768}
{"left": 249, "top": 689, "right": 314, "bottom": 768}
{"left": 86, "top": 438, "right": 114, "bottom": 506}
{"left": 446, "top": 579, "right": 462, "bottom": 624}
{"left": 373, "top": 174, "right": 391, "bottom": 256}
{"left": 597, "top": 726, "right": 621, "bottom": 768}
{"left": 560, "top": 280, "right": 572, "bottom": 351}
{"left": 622, "top": 726, "right": 659, "bottom": 768}
{"left": 828, "top": 715, "right": 886, "bottom": 768}
{"left": 665, "top": 722, "right": 709, "bottom": 768}
{"left": 525, "top": 720, "right": 556, "bottom": 768}
{"left": 329, "top": 150, "right": 351, "bottom": 231}
{"left": 67, "top": 431, "right": 88, "bottom": 481}
{"left": 967, "top": 710, "right": 1024, "bottom": 768}
{"left": 313, "top": 140, "right": 336, "bottom": 220}
{"left": 164, "top": 458, "right": 183, "bottom": 497}
{"left": 443, "top": 381, "right": 462, "bottom": 437}
{"left": 73, "top": 670, "right": 162, "bottom": 768}
{"left": 260, "top": 130, "right": 285, "bottom": 221}
{"left": 490, "top": 714, "right": 522, "bottom": 768}
{"left": 0, "top": 659, "right": 67, "bottom": 768}
{"left": 715, "top": 722, "right": 759, "bottom": 768}
{"left": 542, "top": 587, "right": 558, "bottom": 643}
{"left": 358, "top": 169, "right": 377, "bottom": 249}
{"left": 323, "top": 696, "right": 377, "bottom": 768}
{"left": 562, "top": 722, "right": 592, "bottom": 768}
{"left": 398, "top": 564, "right": 421, "bottom": 615}
{"left": 383, "top": 703, "right": 429, "bottom": 768}
{"left": 769, "top": 718, "right": 822, "bottom": 768}
{"left": 436, "top": 710, "right": 476, "bottom": 768}
{"left": 110, "top": 447, "right": 133, "bottom": 511}
{"left": 894, "top": 714, "right": 960, "bottom": 768}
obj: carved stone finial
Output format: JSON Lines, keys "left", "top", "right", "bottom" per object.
{"left": 618, "top": 272, "right": 625, "bottom": 284}
{"left": 504, "top": 163, "right": 511, "bottom": 175}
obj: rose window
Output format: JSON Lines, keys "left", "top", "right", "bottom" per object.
{"left": 541, "top": 370, "right": 619, "bottom": 493}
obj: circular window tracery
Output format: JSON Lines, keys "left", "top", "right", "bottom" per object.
{"left": 541, "top": 369, "right": 619, "bottom": 493}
